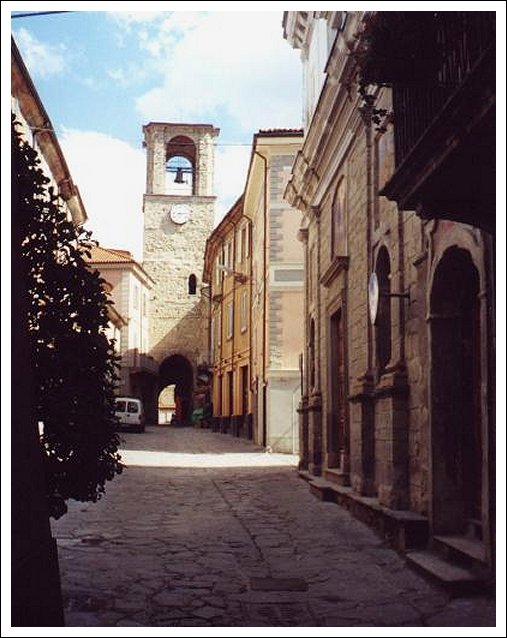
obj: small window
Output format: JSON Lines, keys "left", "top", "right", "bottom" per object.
{"left": 188, "top": 274, "right": 197, "bottom": 295}
{"left": 331, "top": 177, "right": 347, "bottom": 257}
{"left": 127, "top": 401, "right": 139, "bottom": 413}
{"left": 115, "top": 400, "right": 126, "bottom": 412}
{"left": 226, "top": 241, "right": 233, "bottom": 269}
{"left": 240, "top": 290, "right": 248, "bottom": 332}
{"left": 226, "top": 301, "right": 233, "bottom": 339}
{"left": 240, "top": 226, "right": 247, "bottom": 263}
{"left": 215, "top": 255, "right": 223, "bottom": 287}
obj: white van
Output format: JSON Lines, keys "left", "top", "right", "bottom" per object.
{"left": 114, "top": 397, "right": 145, "bottom": 432}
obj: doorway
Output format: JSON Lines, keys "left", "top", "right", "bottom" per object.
{"left": 329, "top": 308, "right": 348, "bottom": 470}
{"left": 430, "top": 247, "right": 482, "bottom": 536}
{"left": 240, "top": 365, "right": 249, "bottom": 417}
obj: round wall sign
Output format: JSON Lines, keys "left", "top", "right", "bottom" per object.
{"left": 368, "top": 272, "right": 379, "bottom": 325}
{"left": 170, "top": 203, "right": 191, "bottom": 225}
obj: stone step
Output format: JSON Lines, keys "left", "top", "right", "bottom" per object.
{"left": 468, "top": 518, "right": 483, "bottom": 540}
{"left": 405, "top": 550, "right": 490, "bottom": 597}
{"left": 432, "top": 534, "right": 488, "bottom": 576}
{"left": 324, "top": 468, "right": 350, "bottom": 487}
{"left": 306, "top": 477, "right": 428, "bottom": 551}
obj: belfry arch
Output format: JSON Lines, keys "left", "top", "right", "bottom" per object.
{"left": 166, "top": 135, "right": 195, "bottom": 196}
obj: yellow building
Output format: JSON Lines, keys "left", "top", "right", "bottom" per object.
{"left": 203, "top": 195, "right": 253, "bottom": 438}
{"left": 245, "top": 130, "right": 304, "bottom": 453}
{"left": 204, "top": 130, "right": 305, "bottom": 451}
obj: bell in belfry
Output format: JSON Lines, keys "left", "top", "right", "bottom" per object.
{"left": 174, "top": 167, "right": 185, "bottom": 184}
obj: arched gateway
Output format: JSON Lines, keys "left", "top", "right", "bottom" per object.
{"left": 158, "top": 354, "right": 194, "bottom": 425}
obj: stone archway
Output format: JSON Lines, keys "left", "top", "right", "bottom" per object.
{"left": 430, "top": 247, "right": 482, "bottom": 536}
{"left": 159, "top": 354, "right": 194, "bottom": 425}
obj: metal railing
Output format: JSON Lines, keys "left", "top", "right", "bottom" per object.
{"left": 392, "top": 12, "right": 494, "bottom": 166}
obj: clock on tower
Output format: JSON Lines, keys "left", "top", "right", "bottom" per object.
{"left": 170, "top": 203, "right": 191, "bottom": 225}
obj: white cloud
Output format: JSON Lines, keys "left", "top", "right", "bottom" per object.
{"left": 214, "top": 144, "right": 252, "bottom": 224}
{"left": 134, "top": 12, "right": 302, "bottom": 133}
{"left": 110, "top": 11, "right": 164, "bottom": 27}
{"left": 14, "top": 28, "right": 66, "bottom": 78}
{"left": 107, "top": 67, "right": 129, "bottom": 87}
{"left": 59, "top": 129, "right": 146, "bottom": 261}
{"left": 59, "top": 127, "right": 251, "bottom": 252}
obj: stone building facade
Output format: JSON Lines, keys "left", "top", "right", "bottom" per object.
{"left": 284, "top": 11, "right": 496, "bottom": 587}
{"left": 142, "top": 122, "right": 219, "bottom": 423}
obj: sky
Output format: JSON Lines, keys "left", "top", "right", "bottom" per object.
{"left": 8, "top": 5, "right": 303, "bottom": 261}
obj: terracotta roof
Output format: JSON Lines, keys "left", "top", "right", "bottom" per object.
{"left": 83, "top": 245, "right": 135, "bottom": 264}
{"left": 256, "top": 128, "right": 304, "bottom": 137}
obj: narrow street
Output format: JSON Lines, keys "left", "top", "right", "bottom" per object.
{"left": 52, "top": 426, "right": 495, "bottom": 628}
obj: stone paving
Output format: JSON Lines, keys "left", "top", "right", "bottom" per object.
{"left": 51, "top": 426, "right": 496, "bottom": 628}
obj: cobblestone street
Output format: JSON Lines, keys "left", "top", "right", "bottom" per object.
{"left": 52, "top": 426, "right": 495, "bottom": 628}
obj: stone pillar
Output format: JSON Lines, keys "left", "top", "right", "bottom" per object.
{"left": 152, "top": 134, "right": 167, "bottom": 195}
{"left": 297, "top": 395, "right": 309, "bottom": 470}
{"left": 349, "top": 373, "right": 375, "bottom": 495}
{"left": 374, "top": 364, "right": 409, "bottom": 509}
{"left": 196, "top": 134, "right": 214, "bottom": 196}
{"left": 308, "top": 391, "right": 323, "bottom": 476}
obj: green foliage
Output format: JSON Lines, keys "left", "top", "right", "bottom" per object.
{"left": 12, "top": 115, "right": 123, "bottom": 518}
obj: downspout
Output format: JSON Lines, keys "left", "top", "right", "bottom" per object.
{"left": 397, "top": 196, "right": 406, "bottom": 363}
{"left": 254, "top": 149, "right": 268, "bottom": 447}
{"left": 218, "top": 243, "right": 224, "bottom": 419}
{"left": 363, "top": 107, "right": 374, "bottom": 372}
{"left": 243, "top": 212, "right": 254, "bottom": 439}
{"left": 231, "top": 220, "right": 238, "bottom": 432}
{"left": 313, "top": 205, "right": 322, "bottom": 393}
{"left": 205, "top": 261, "right": 213, "bottom": 419}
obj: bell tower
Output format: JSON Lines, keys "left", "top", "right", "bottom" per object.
{"left": 142, "top": 122, "right": 219, "bottom": 375}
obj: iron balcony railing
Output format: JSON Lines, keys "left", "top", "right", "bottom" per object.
{"left": 392, "top": 12, "right": 495, "bottom": 166}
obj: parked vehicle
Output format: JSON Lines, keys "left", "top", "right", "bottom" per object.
{"left": 114, "top": 397, "right": 145, "bottom": 432}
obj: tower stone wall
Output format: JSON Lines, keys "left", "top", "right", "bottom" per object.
{"left": 142, "top": 123, "right": 219, "bottom": 371}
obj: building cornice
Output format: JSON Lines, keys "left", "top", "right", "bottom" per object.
{"left": 284, "top": 12, "right": 366, "bottom": 215}
{"left": 11, "top": 37, "right": 88, "bottom": 227}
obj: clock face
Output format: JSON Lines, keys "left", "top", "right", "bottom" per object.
{"left": 170, "top": 204, "right": 191, "bottom": 225}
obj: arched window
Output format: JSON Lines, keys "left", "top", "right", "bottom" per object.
{"left": 188, "top": 274, "right": 197, "bottom": 295}
{"left": 375, "top": 247, "right": 391, "bottom": 373}
{"left": 166, "top": 135, "right": 196, "bottom": 196}
{"left": 331, "top": 177, "right": 347, "bottom": 257}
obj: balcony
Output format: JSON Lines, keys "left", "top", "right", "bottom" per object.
{"left": 360, "top": 12, "right": 496, "bottom": 233}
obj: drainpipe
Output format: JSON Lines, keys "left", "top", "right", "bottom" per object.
{"left": 254, "top": 148, "right": 268, "bottom": 448}
{"left": 363, "top": 107, "right": 374, "bottom": 372}
{"left": 243, "top": 212, "right": 254, "bottom": 439}
{"left": 218, "top": 243, "right": 224, "bottom": 419}
{"left": 313, "top": 205, "right": 322, "bottom": 393}
{"left": 231, "top": 219, "right": 238, "bottom": 434}
{"left": 397, "top": 197, "right": 406, "bottom": 363}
